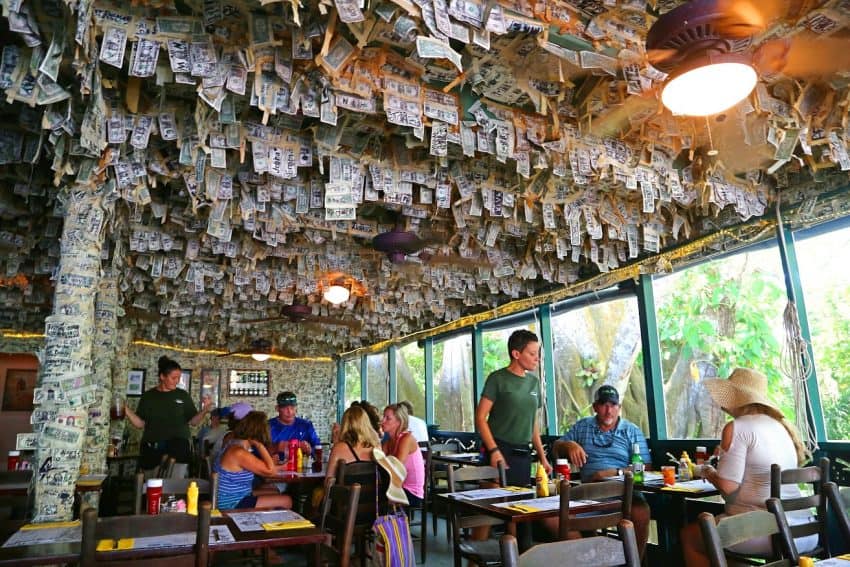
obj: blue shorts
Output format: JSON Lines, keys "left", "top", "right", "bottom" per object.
{"left": 235, "top": 494, "right": 258, "bottom": 508}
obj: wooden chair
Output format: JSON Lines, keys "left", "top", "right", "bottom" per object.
{"left": 337, "top": 460, "right": 389, "bottom": 567}
{"left": 406, "top": 441, "right": 430, "bottom": 563}
{"left": 447, "top": 462, "right": 507, "bottom": 567}
{"left": 770, "top": 457, "right": 830, "bottom": 558}
{"left": 81, "top": 501, "right": 211, "bottom": 567}
{"left": 557, "top": 473, "right": 633, "bottom": 540}
{"left": 429, "top": 440, "right": 462, "bottom": 539}
{"left": 821, "top": 482, "right": 850, "bottom": 557}
{"left": 319, "top": 478, "right": 361, "bottom": 567}
{"left": 134, "top": 472, "right": 218, "bottom": 515}
{"left": 500, "top": 519, "right": 641, "bottom": 567}
{"left": 697, "top": 508, "right": 794, "bottom": 567}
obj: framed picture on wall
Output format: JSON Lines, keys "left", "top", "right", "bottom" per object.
{"left": 2, "top": 369, "right": 38, "bottom": 411}
{"left": 200, "top": 369, "right": 221, "bottom": 408}
{"left": 178, "top": 369, "right": 192, "bottom": 393}
{"left": 127, "top": 369, "right": 146, "bottom": 397}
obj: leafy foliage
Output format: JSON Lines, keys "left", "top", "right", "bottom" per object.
{"left": 810, "top": 288, "right": 850, "bottom": 440}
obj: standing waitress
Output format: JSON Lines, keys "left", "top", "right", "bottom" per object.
{"left": 125, "top": 356, "right": 211, "bottom": 478}
{"left": 475, "top": 330, "right": 552, "bottom": 486}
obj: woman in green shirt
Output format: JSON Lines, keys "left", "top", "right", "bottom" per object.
{"left": 125, "top": 356, "right": 211, "bottom": 478}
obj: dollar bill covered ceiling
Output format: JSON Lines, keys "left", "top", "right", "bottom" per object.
{"left": 1, "top": 0, "right": 849, "bottom": 356}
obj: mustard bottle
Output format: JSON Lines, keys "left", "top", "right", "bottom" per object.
{"left": 187, "top": 481, "right": 198, "bottom": 516}
{"left": 799, "top": 557, "right": 814, "bottom": 567}
{"left": 536, "top": 464, "right": 549, "bottom": 497}
{"left": 296, "top": 447, "right": 303, "bottom": 471}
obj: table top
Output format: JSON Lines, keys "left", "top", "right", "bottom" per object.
{"left": 443, "top": 489, "right": 620, "bottom": 523}
{"left": 432, "top": 453, "right": 483, "bottom": 466}
{"left": 0, "top": 508, "right": 327, "bottom": 566}
{"left": 264, "top": 464, "right": 328, "bottom": 483}
{"left": 633, "top": 478, "right": 719, "bottom": 497}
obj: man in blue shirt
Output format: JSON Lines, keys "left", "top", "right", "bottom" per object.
{"left": 553, "top": 385, "right": 652, "bottom": 559}
{"left": 269, "top": 391, "right": 320, "bottom": 456}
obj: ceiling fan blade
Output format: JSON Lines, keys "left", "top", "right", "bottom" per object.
{"left": 756, "top": 35, "right": 850, "bottom": 79}
{"left": 307, "top": 315, "right": 362, "bottom": 331}
{"left": 588, "top": 94, "right": 659, "bottom": 138}
{"left": 237, "top": 317, "right": 294, "bottom": 324}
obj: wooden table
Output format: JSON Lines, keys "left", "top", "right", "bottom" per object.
{"left": 0, "top": 471, "right": 33, "bottom": 497}
{"left": 431, "top": 453, "right": 484, "bottom": 467}
{"left": 443, "top": 489, "right": 620, "bottom": 525}
{"left": 0, "top": 508, "right": 328, "bottom": 566}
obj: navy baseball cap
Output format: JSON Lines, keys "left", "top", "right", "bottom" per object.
{"left": 594, "top": 385, "right": 620, "bottom": 405}
{"left": 277, "top": 391, "right": 297, "bottom": 407}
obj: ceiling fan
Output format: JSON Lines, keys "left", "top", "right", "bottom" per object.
{"left": 218, "top": 338, "right": 296, "bottom": 360}
{"left": 371, "top": 228, "right": 490, "bottom": 269}
{"left": 238, "top": 303, "right": 362, "bottom": 331}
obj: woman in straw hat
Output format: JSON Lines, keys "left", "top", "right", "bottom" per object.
{"left": 681, "top": 368, "right": 818, "bottom": 565}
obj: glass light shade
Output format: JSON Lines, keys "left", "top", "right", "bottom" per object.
{"left": 250, "top": 353, "right": 271, "bottom": 362}
{"left": 323, "top": 284, "right": 350, "bottom": 305}
{"left": 661, "top": 62, "right": 757, "bottom": 116}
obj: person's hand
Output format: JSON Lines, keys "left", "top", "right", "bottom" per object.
{"left": 489, "top": 449, "right": 506, "bottom": 469}
{"left": 299, "top": 440, "right": 312, "bottom": 454}
{"left": 201, "top": 395, "right": 212, "bottom": 411}
{"left": 565, "top": 442, "right": 587, "bottom": 467}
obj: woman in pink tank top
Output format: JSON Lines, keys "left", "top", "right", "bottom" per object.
{"left": 381, "top": 403, "right": 425, "bottom": 505}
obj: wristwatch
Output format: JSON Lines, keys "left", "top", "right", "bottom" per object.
{"left": 616, "top": 468, "right": 623, "bottom": 476}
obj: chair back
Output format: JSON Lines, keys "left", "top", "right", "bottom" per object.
{"left": 446, "top": 462, "right": 506, "bottom": 491}
{"left": 81, "top": 501, "right": 211, "bottom": 567}
{"left": 698, "top": 509, "right": 792, "bottom": 567}
{"left": 822, "top": 482, "right": 850, "bottom": 556}
{"left": 557, "top": 473, "right": 633, "bottom": 540}
{"left": 337, "top": 460, "right": 389, "bottom": 526}
{"left": 769, "top": 457, "right": 829, "bottom": 556}
{"left": 134, "top": 472, "right": 217, "bottom": 515}
{"left": 431, "top": 441, "right": 462, "bottom": 455}
{"left": 320, "top": 478, "right": 361, "bottom": 567}
{"left": 500, "top": 519, "right": 640, "bottom": 567}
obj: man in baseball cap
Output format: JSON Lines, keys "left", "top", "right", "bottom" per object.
{"left": 553, "top": 384, "right": 652, "bottom": 558}
{"left": 269, "top": 391, "right": 320, "bottom": 456}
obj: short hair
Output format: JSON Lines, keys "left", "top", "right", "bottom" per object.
{"left": 233, "top": 411, "right": 270, "bottom": 446}
{"left": 398, "top": 400, "right": 414, "bottom": 415}
{"left": 339, "top": 405, "right": 381, "bottom": 448}
{"left": 350, "top": 400, "right": 381, "bottom": 433}
{"left": 507, "top": 330, "right": 538, "bottom": 357}
{"left": 157, "top": 355, "right": 181, "bottom": 377}
{"left": 385, "top": 403, "right": 409, "bottom": 433}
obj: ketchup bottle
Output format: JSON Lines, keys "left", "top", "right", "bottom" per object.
{"left": 288, "top": 439, "right": 299, "bottom": 471}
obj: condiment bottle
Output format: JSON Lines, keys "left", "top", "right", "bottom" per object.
{"left": 695, "top": 446, "right": 707, "bottom": 465}
{"left": 147, "top": 478, "right": 163, "bottom": 515}
{"left": 187, "top": 481, "right": 198, "bottom": 515}
{"left": 296, "top": 447, "right": 303, "bottom": 471}
{"left": 536, "top": 465, "right": 549, "bottom": 497}
{"left": 631, "top": 443, "right": 645, "bottom": 483}
{"left": 555, "top": 458, "right": 571, "bottom": 480}
{"left": 679, "top": 451, "right": 693, "bottom": 481}
{"left": 288, "top": 439, "right": 299, "bottom": 471}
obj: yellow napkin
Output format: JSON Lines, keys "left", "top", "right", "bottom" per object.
{"left": 661, "top": 484, "right": 704, "bottom": 493}
{"left": 261, "top": 520, "right": 315, "bottom": 531}
{"left": 837, "top": 554, "right": 850, "bottom": 560}
{"left": 20, "top": 520, "right": 80, "bottom": 530}
{"left": 507, "top": 504, "right": 541, "bottom": 513}
{"left": 503, "top": 486, "right": 531, "bottom": 492}
{"left": 211, "top": 509, "right": 223, "bottom": 517}
{"left": 96, "top": 538, "right": 134, "bottom": 551}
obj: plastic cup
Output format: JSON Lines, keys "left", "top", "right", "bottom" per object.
{"left": 661, "top": 466, "right": 676, "bottom": 486}
{"left": 312, "top": 446, "right": 323, "bottom": 472}
{"left": 110, "top": 395, "right": 125, "bottom": 420}
{"left": 7, "top": 451, "right": 21, "bottom": 471}
{"left": 147, "top": 478, "right": 163, "bottom": 515}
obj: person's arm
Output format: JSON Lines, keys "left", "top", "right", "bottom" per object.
{"left": 553, "top": 434, "right": 587, "bottom": 468}
{"left": 235, "top": 440, "right": 278, "bottom": 477}
{"left": 703, "top": 421, "right": 740, "bottom": 495}
{"left": 124, "top": 403, "right": 145, "bottom": 429}
{"left": 299, "top": 422, "right": 320, "bottom": 454}
{"left": 532, "top": 420, "right": 552, "bottom": 474}
{"left": 188, "top": 395, "right": 212, "bottom": 426}
{"left": 475, "top": 396, "right": 505, "bottom": 468}
{"left": 324, "top": 443, "right": 345, "bottom": 487}
{"left": 393, "top": 434, "right": 418, "bottom": 464}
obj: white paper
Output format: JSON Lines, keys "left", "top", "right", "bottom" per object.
{"left": 446, "top": 487, "right": 535, "bottom": 500}
{"left": 226, "top": 509, "right": 306, "bottom": 532}
{"left": 2, "top": 524, "right": 82, "bottom": 547}
{"left": 491, "top": 496, "right": 600, "bottom": 511}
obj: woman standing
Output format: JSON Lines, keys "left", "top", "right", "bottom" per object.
{"left": 381, "top": 403, "right": 425, "bottom": 505}
{"left": 214, "top": 411, "right": 292, "bottom": 510}
{"left": 680, "top": 368, "right": 818, "bottom": 565}
{"left": 125, "top": 356, "right": 210, "bottom": 478}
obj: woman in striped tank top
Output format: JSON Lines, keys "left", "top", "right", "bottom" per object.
{"left": 214, "top": 411, "right": 292, "bottom": 510}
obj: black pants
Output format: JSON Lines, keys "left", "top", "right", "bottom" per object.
{"left": 140, "top": 437, "right": 191, "bottom": 470}
{"left": 494, "top": 438, "right": 532, "bottom": 487}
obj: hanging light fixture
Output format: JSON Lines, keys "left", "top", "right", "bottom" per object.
{"left": 323, "top": 284, "right": 350, "bottom": 306}
{"left": 647, "top": 0, "right": 759, "bottom": 117}
{"left": 250, "top": 352, "right": 271, "bottom": 362}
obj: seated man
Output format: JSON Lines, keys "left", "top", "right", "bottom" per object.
{"left": 269, "top": 391, "right": 321, "bottom": 458}
{"left": 553, "top": 385, "right": 652, "bottom": 558}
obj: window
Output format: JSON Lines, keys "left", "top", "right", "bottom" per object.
{"left": 366, "top": 353, "right": 389, "bottom": 409}
{"left": 552, "top": 296, "right": 647, "bottom": 435}
{"left": 653, "top": 245, "right": 794, "bottom": 439}
{"left": 795, "top": 222, "right": 850, "bottom": 441}
{"left": 433, "top": 333, "right": 474, "bottom": 431}
{"left": 396, "top": 341, "right": 426, "bottom": 422}
{"left": 344, "top": 358, "right": 361, "bottom": 408}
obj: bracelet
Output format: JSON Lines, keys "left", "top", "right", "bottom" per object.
{"left": 487, "top": 447, "right": 500, "bottom": 456}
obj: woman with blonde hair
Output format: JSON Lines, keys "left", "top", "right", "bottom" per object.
{"left": 681, "top": 368, "right": 817, "bottom": 565}
{"left": 381, "top": 403, "right": 425, "bottom": 505}
{"left": 326, "top": 404, "right": 382, "bottom": 483}
{"left": 214, "top": 411, "right": 292, "bottom": 510}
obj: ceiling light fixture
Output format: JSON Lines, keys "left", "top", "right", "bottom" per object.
{"left": 250, "top": 352, "right": 271, "bottom": 362}
{"left": 323, "top": 284, "right": 350, "bottom": 306}
{"left": 661, "top": 54, "right": 757, "bottom": 116}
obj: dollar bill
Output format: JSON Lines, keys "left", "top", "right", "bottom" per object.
{"left": 99, "top": 26, "right": 128, "bottom": 69}
{"left": 16, "top": 432, "right": 39, "bottom": 450}
{"left": 334, "top": 0, "right": 365, "bottom": 23}
{"left": 325, "top": 206, "right": 356, "bottom": 221}
{"left": 128, "top": 38, "right": 160, "bottom": 77}
{"left": 415, "top": 35, "right": 462, "bottom": 72}
{"left": 158, "top": 112, "right": 178, "bottom": 140}
{"left": 166, "top": 39, "right": 191, "bottom": 73}
{"left": 38, "top": 21, "right": 65, "bottom": 82}
{"left": 0, "top": 45, "right": 20, "bottom": 89}
{"left": 42, "top": 423, "right": 83, "bottom": 448}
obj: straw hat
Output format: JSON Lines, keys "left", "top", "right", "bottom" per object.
{"left": 372, "top": 448, "right": 409, "bottom": 505}
{"left": 702, "top": 368, "right": 780, "bottom": 414}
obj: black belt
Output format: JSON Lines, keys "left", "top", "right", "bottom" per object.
{"left": 495, "top": 438, "right": 532, "bottom": 455}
